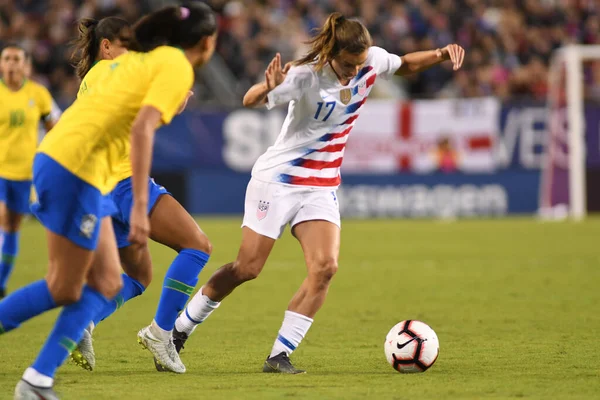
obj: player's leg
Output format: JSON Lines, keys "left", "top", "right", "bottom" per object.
{"left": 137, "top": 194, "right": 212, "bottom": 373}
{"left": 18, "top": 217, "right": 121, "bottom": 395}
{"left": 173, "top": 226, "right": 275, "bottom": 338}
{"left": 264, "top": 190, "right": 341, "bottom": 374}
{"left": 0, "top": 179, "right": 30, "bottom": 297}
{"left": 87, "top": 220, "right": 149, "bottom": 328}
{"left": 86, "top": 177, "right": 157, "bottom": 329}
{"left": 173, "top": 179, "right": 288, "bottom": 351}
{"left": 147, "top": 194, "right": 212, "bottom": 334}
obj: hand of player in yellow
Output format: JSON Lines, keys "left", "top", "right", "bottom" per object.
{"left": 440, "top": 44, "right": 465, "bottom": 71}
{"left": 128, "top": 202, "right": 150, "bottom": 260}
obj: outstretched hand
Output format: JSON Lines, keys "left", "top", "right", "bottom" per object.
{"left": 265, "top": 53, "right": 291, "bottom": 90}
{"left": 440, "top": 44, "right": 465, "bottom": 71}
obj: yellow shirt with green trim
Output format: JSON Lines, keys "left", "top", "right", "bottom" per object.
{"left": 38, "top": 46, "right": 193, "bottom": 194}
{"left": 0, "top": 79, "right": 53, "bottom": 180}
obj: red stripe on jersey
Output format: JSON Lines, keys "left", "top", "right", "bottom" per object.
{"left": 290, "top": 175, "right": 341, "bottom": 187}
{"left": 299, "top": 157, "right": 343, "bottom": 170}
{"left": 318, "top": 143, "right": 346, "bottom": 153}
{"left": 328, "top": 126, "right": 353, "bottom": 140}
{"left": 366, "top": 73, "right": 377, "bottom": 88}
{"left": 340, "top": 115, "right": 359, "bottom": 125}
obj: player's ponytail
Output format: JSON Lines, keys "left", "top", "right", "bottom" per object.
{"left": 129, "top": 2, "right": 217, "bottom": 52}
{"left": 71, "top": 17, "right": 131, "bottom": 80}
{"left": 295, "top": 12, "right": 372, "bottom": 70}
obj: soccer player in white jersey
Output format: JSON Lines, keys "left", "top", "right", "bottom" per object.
{"left": 171, "top": 12, "right": 465, "bottom": 373}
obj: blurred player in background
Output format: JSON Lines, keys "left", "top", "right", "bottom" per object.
{"left": 68, "top": 15, "right": 213, "bottom": 375}
{"left": 172, "top": 12, "right": 465, "bottom": 373}
{"left": 0, "top": 3, "right": 217, "bottom": 399}
{"left": 0, "top": 45, "right": 58, "bottom": 299}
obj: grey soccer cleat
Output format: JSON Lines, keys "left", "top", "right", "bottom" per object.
{"left": 138, "top": 325, "right": 186, "bottom": 373}
{"left": 262, "top": 352, "right": 306, "bottom": 374}
{"left": 155, "top": 328, "right": 188, "bottom": 372}
{"left": 14, "top": 380, "right": 59, "bottom": 400}
{"left": 70, "top": 321, "right": 95, "bottom": 371}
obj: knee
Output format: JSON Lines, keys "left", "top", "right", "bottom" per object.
{"left": 308, "top": 257, "right": 338, "bottom": 288}
{"left": 46, "top": 277, "right": 83, "bottom": 305}
{"left": 91, "top": 273, "right": 123, "bottom": 300}
{"left": 0, "top": 210, "right": 21, "bottom": 232}
{"left": 124, "top": 264, "right": 152, "bottom": 289}
{"left": 183, "top": 231, "right": 213, "bottom": 256}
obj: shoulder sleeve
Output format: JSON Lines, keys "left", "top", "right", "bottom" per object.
{"left": 141, "top": 47, "right": 194, "bottom": 125}
{"left": 77, "top": 78, "right": 88, "bottom": 99}
{"left": 266, "top": 65, "right": 316, "bottom": 110}
{"left": 369, "top": 46, "right": 402, "bottom": 80}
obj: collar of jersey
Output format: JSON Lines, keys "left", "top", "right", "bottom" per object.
{"left": 0, "top": 78, "right": 27, "bottom": 91}
{"left": 325, "top": 62, "right": 351, "bottom": 87}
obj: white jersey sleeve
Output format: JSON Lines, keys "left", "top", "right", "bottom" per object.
{"left": 369, "top": 46, "right": 402, "bottom": 80}
{"left": 266, "top": 65, "right": 316, "bottom": 110}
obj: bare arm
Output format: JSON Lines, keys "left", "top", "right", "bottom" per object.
{"left": 243, "top": 53, "right": 291, "bottom": 108}
{"left": 130, "top": 106, "right": 161, "bottom": 208}
{"left": 395, "top": 44, "right": 465, "bottom": 76}
{"left": 242, "top": 82, "right": 271, "bottom": 108}
{"left": 128, "top": 106, "right": 162, "bottom": 247}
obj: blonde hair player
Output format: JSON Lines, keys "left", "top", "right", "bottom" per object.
{"left": 172, "top": 12, "right": 465, "bottom": 373}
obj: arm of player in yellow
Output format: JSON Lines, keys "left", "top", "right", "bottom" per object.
{"left": 128, "top": 105, "right": 162, "bottom": 248}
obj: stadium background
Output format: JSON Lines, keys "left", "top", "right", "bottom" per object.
{"left": 3, "top": 0, "right": 599, "bottom": 218}
{"left": 1, "top": 2, "right": 600, "bottom": 399}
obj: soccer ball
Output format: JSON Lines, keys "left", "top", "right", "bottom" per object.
{"left": 384, "top": 320, "right": 439, "bottom": 373}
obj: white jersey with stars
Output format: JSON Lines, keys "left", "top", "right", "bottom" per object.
{"left": 251, "top": 46, "right": 402, "bottom": 188}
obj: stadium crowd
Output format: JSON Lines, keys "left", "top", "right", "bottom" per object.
{"left": 0, "top": 0, "right": 598, "bottom": 106}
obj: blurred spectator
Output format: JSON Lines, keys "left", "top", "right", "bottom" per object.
{"left": 0, "top": 0, "right": 598, "bottom": 106}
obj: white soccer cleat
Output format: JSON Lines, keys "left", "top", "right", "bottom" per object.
{"left": 137, "top": 325, "right": 186, "bottom": 374}
{"left": 70, "top": 322, "right": 95, "bottom": 371}
{"left": 14, "top": 380, "right": 59, "bottom": 400}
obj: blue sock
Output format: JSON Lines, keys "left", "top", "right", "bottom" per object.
{"left": 154, "top": 249, "right": 210, "bottom": 331}
{"left": 93, "top": 274, "right": 145, "bottom": 325}
{"left": 0, "top": 231, "right": 19, "bottom": 291}
{"left": 32, "top": 285, "right": 110, "bottom": 379}
{"left": 0, "top": 279, "right": 56, "bottom": 334}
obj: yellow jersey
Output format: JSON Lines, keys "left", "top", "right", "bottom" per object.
{"left": 77, "top": 59, "right": 133, "bottom": 183}
{"left": 38, "top": 46, "right": 193, "bottom": 194}
{"left": 0, "top": 80, "right": 53, "bottom": 180}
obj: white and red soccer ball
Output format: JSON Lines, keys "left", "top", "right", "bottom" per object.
{"left": 384, "top": 320, "right": 439, "bottom": 373}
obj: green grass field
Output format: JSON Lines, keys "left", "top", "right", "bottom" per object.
{"left": 1, "top": 217, "right": 599, "bottom": 399}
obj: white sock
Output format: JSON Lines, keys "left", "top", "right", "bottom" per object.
{"left": 269, "top": 310, "right": 313, "bottom": 358}
{"left": 23, "top": 367, "right": 53, "bottom": 388}
{"left": 150, "top": 319, "right": 171, "bottom": 341}
{"left": 175, "top": 286, "right": 220, "bottom": 335}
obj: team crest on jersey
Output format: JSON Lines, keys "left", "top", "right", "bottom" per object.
{"left": 28, "top": 99, "right": 35, "bottom": 107}
{"left": 256, "top": 200, "right": 270, "bottom": 221}
{"left": 340, "top": 88, "right": 352, "bottom": 105}
{"left": 357, "top": 80, "right": 367, "bottom": 96}
{"left": 80, "top": 214, "right": 98, "bottom": 239}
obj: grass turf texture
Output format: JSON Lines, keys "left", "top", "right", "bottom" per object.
{"left": 0, "top": 218, "right": 599, "bottom": 399}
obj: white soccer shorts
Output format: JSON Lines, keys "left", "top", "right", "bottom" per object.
{"left": 242, "top": 178, "right": 341, "bottom": 239}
